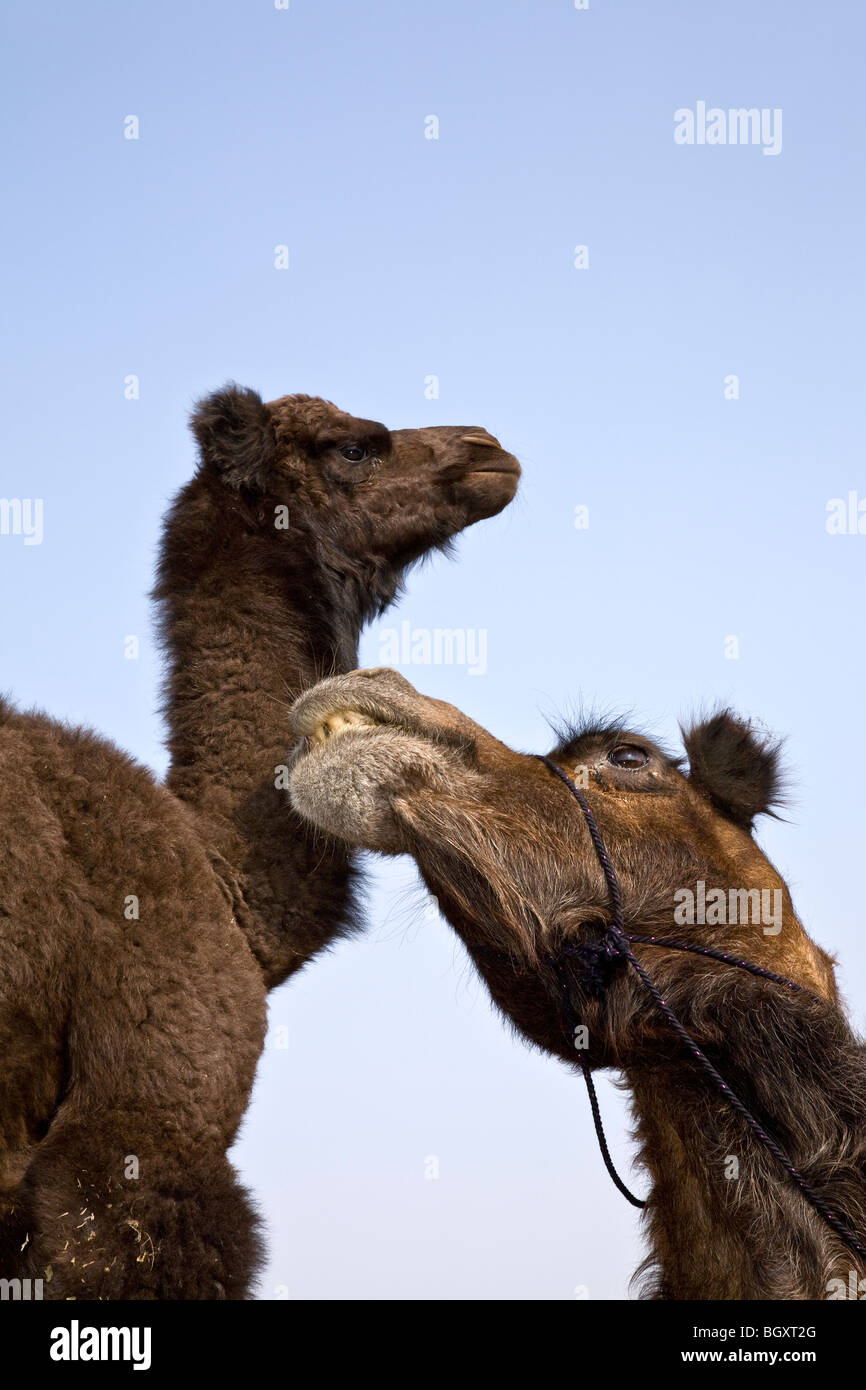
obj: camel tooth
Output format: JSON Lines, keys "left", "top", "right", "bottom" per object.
{"left": 325, "top": 712, "right": 352, "bottom": 735}
{"left": 310, "top": 710, "right": 376, "bottom": 745}
{"left": 343, "top": 710, "right": 374, "bottom": 727}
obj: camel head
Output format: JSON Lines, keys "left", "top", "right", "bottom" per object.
{"left": 189, "top": 385, "right": 519, "bottom": 583}
{"left": 289, "top": 668, "right": 838, "bottom": 1069}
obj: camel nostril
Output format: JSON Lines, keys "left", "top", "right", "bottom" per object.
{"left": 460, "top": 434, "right": 502, "bottom": 448}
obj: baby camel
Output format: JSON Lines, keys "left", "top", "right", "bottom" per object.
{"left": 0, "top": 396, "right": 518, "bottom": 1300}
{"left": 290, "top": 667, "right": 866, "bottom": 1301}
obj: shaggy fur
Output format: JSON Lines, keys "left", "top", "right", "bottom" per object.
{"left": 0, "top": 701, "right": 265, "bottom": 1300}
{"left": 0, "top": 389, "right": 519, "bottom": 1299}
{"left": 155, "top": 385, "right": 519, "bottom": 987}
{"left": 682, "top": 710, "right": 786, "bottom": 832}
{"left": 289, "top": 669, "right": 865, "bottom": 1300}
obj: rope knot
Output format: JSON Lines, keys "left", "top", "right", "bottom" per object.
{"left": 557, "top": 930, "right": 626, "bottom": 997}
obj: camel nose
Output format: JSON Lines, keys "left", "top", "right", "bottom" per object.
{"left": 460, "top": 433, "right": 503, "bottom": 448}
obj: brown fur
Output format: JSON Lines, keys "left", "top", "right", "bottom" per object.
{"left": 155, "top": 386, "right": 520, "bottom": 987}
{"left": 0, "top": 702, "right": 265, "bottom": 1300}
{"left": 0, "top": 392, "right": 519, "bottom": 1299}
{"left": 289, "top": 668, "right": 865, "bottom": 1300}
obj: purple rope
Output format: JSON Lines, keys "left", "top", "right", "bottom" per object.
{"left": 540, "top": 754, "right": 866, "bottom": 1262}
{"left": 625, "top": 933, "right": 824, "bottom": 1003}
{"left": 553, "top": 957, "right": 646, "bottom": 1208}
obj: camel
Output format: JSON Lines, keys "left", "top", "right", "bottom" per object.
{"left": 154, "top": 387, "right": 519, "bottom": 988}
{"left": 0, "top": 391, "right": 519, "bottom": 1299}
{"left": 289, "top": 667, "right": 866, "bottom": 1300}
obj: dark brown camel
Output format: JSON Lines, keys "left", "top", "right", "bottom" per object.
{"left": 289, "top": 667, "right": 866, "bottom": 1300}
{"left": 155, "top": 387, "right": 519, "bottom": 988}
{"left": 0, "top": 392, "right": 518, "bottom": 1300}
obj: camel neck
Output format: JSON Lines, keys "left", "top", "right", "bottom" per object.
{"left": 154, "top": 476, "right": 388, "bottom": 987}
{"left": 623, "top": 994, "right": 866, "bottom": 1299}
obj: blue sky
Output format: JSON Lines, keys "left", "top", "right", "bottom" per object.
{"left": 2, "top": 0, "right": 864, "bottom": 1298}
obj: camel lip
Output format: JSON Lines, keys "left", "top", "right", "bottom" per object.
{"left": 291, "top": 697, "right": 412, "bottom": 752}
{"left": 290, "top": 687, "right": 472, "bottom": 759}
{"left": 294, "top": 708, "right": 384, "bottom": 751}
{"left": 465, "top": 453, "right": 522, "bottom": 482}
{"left": 294, "top": 711, "right": 427, "bottom": 753}
{"left": 296, "top": 729, "right": 375, "bottom": 767}
{"left": 439, "top": 452, "right": 520, "bottom": 487}
{"left": 459, "top": 433, "right": 504, "bottom": 448}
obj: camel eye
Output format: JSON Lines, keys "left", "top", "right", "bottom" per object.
{"left": 608, "top": 744, "right": 649, "bottom": 769}
{"left": 340, "top": 444, "right": 368, "bottom": 463}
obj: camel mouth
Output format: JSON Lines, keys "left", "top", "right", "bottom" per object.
{"left": 461, "top": 456, "right": 521, "bottom": 509}
{"left": 470, "top": 463, "right": 521, "bottom": 478}
{"left": 289, "top": 679, "right": 462, "bottom": 854}
{"left": 304, "top": 708, "right": 381, "bottom": 748}
{"left": 457, "top": 434, "right": 521, "bottom": 483}
{"left": 295, "top": 705, "right": 440, "bottom": 761}
{"left": 290, "top": 674, "right": 473, "bottom": 765}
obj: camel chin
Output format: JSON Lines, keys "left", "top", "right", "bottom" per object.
{"left": 454, "top": 463, "right": 520, "bottom": 522}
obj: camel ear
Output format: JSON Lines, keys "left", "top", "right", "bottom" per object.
{"left": 682, "top": 711, "right": 785, "bottom": 832}
{"left": 190, "top": 385, "right": 277, "bottom": 491}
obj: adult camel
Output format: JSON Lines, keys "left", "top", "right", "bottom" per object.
{"left": 290, "top": 667, "right": 865, "bottom": 1300}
